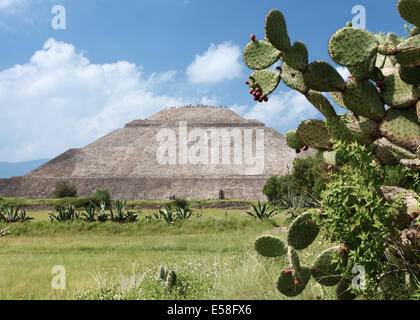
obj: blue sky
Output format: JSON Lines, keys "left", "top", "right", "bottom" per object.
{"left": 0, "top": 0, "right": 409, "bottom": 162}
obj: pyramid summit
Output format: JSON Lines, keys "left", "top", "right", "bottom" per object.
{"left": 0, "top": 106, "right": 312, "bottom": 200}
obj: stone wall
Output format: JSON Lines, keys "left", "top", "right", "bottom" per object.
{"left": 0, "top": 176, "right": 268, "bottom": 201}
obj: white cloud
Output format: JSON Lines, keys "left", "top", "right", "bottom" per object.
{"left": 0, "top": 0, "right": 26, "bottom": 11}
{"left": 0, "top": 38, "right": 191, "bottom": 162}
{"left": 186, "top": 41, "right": 242, "bottom": 84}
{"left": 241, "top": 90, "right": 322, "bottom": 134}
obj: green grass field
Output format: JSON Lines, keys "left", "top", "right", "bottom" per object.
{"left": 0, "top": 208, "right": 337, "bottom": 300}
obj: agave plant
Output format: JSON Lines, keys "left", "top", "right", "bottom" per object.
{"left": 154, "top": 206, "right": 178, "bottom": 224}
{"left": 110, "top": 200, "right": 139, "bottom": 223}
{"left": 175, "top": 207, "right": 193, "bottom": 221}
{"left": 49, "top": 205, "right": 77, "bottom": 222}
{"left": 110, "top": 200, "right": 127, "bottom": 222}
{"left": 274, "top": 188, "right": 320, "bottom": 218}
{"left": 246, "top": 201, "right": 278, "bottom": 220}
{"left": 97, "top": 202, "right": 109, "bottom": 222}
{"left": 82, "top": 205, "right": 96, "bottom": 222}
{"left": 0, "top": 204, "right": 33, "bottom": 223}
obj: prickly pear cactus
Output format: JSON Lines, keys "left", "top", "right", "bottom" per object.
{"left": 254, "top": 211, "right": 355, "bottom": 299}
{"left": 243, "top": 2, "right": 419, "bottom": 168}
{"left": 247, "top": 1, "right": 420, "bottom": 299}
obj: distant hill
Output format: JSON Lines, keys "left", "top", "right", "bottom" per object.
{"left": 0, "top": 159, "right": 50, "bottom": 178}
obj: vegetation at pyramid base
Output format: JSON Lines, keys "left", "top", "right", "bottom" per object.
{"left": 247, "top": 1, "right": 420, "bottom": 299}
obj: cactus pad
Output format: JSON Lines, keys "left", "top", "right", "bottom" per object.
{"left": 283, "top": 41, "right": 308, "bottom": 71}
{"left": 395, "top": 35, "right": 420, "bottom": 67}
{"left": 347, "top": 53, "right": 377, "bottom": 81}
{"left": 340, "top": 112, "right": 380, "bottom": 145}
{"left": 287, "top": 211, "right": 320, "bottom": 250}
{"left": 330, "top": 91, "right": 346, "bottom": 108}
{"left": 312, "top": 246, "right": 347, "bottom": 286}
{"left": 244, "top": 40, "right": 282, "bottom": 70}
{"left": 328, "top": 27, "right": 379, "bottom": 66}
{"left": 381, "top": 71, "right": 420, "bottom": 108}
{"left": 400, "top": 158, "right": 420, "bottom": 169}
{"left": 342, "top": 80, "right": 386, "bottom": 121}
{"left": 287, "top": 246, "right": 302, "bottom": 277}
{"left": 336, "top": 279, "right": 357, "bottom": 300}
{"left": 374, "top": 138, "right": 417, "bottom": 165}
{"left": 398, "top": 0, "right": 420, "bottom": 27}
{"left": 304, "top": 61, "right": 346, "bottom": 92}
{"left": 254, "top": 235, "right": 287, "bottom": 257}
{"left": 276, "top": 266, "right": 311, "bottom": 297}
{"left": 249, "top": 70, "right": 281, "bottom": 96}
{"left": 281, "top": 62, "right": 309, "bottom": 94}
{"left": 399, "top": 65, "right": 420, "bottom": 86}
{"left": 379, "top": 108, "right": 420, "bottom": 152}
{"left": 297, "top": 120, "right": 332, "bottom": 150}
{"left": 286, "top": 129, "right": 305, "bottom": 149}
{"left": 265, "top": 10, "right": 291, "bottom": 52}
{"left": 305, "top": 90, "right": 338, "bottom": 120}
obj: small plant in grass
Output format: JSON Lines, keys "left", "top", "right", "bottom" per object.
{"left": 0, "top": 227, "right": 10, "bottom": 236}
{"left": 245, "top": 201, "right": 277, "bottom": 220}
{"left": 159, "top": 266, "right": 177, "bottom": 293}
{"left": 97, "top": 202, "right": 109, "bottom": 222}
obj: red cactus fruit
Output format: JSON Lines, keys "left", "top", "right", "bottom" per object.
{"left": 294, "top": 280, "right": 300, "bottom": 286}
{"left": 302, "top": 146, "right": 309, "bottom": 151}
{"left": 253, "top": 96, "right": 258, "bottom": 101}
{"left": 376, "top": 81, "right": 384, "bottom": 89}
{"left": 327, "top": 165, "right": 333, "bottom": 170}
{"left": 245, "top": 81, "right": 250, "bottom": 85}
{"left": 276, "top": 66, "right": 281, "bottom": 71}
{"left": 296, "top": 149, "right": 301, "bottom": 154}
{"left": 284, "top": 269, "right": 292, "bottom": 274}
{"left": 250, "top": 34, "right": 256, "bottom": 41}
{"left": 263, "top": 96, "right": 268, "bottom": 102}
{"left": 348, "top": 74, "right": 355, "bottom": 81}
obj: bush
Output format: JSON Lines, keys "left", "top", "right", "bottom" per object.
{"left": 54, "top": 181, "right": 77, "bottom": 198}
{"left": 263, "top": 175, "right": 295, "bottom": 203}
{"left": 171, "top": 198, "right": 189, "bottom": 210}
{"left": 95, "top": 190, "right": 111, "bottom": 208}
{"left": 263, "top": 152, "right": 328, "bottom": 204}
{"left": 72, "top": 197, "right": 99, "bottom": 209}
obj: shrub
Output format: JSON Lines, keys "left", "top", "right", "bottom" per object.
{"left": 263, "top": 153, "right": 328, "bottom": 204}
{"left": 263, "top": 175, "right": 295, "bottom": 203}
{"left": 54, "top": 181, "right": 77, "bottom": 198}
{"left": 95, "top": 190, "right": 111, "bottom": 208}
{"left": 171, "top": 198, "right": 189, "bottom": 210}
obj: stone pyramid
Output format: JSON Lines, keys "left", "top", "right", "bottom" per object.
{"left": 0, "top": 106, "right": 311, "bottom": 200}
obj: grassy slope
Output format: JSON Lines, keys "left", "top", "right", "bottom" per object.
{"left": 0, "top": 209, "right": 336, "bottom": 300}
